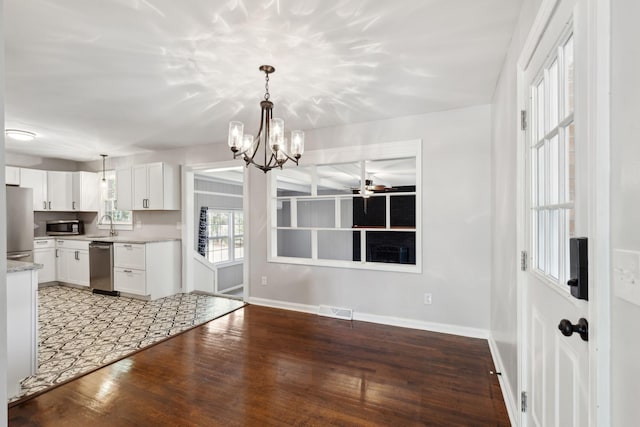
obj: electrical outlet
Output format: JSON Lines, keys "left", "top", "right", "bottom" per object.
{"left": 261, "top": 276, "right": 268, "bottom": 286}
{"left": 423, "top": 293, "right": 432, "bottom": 305}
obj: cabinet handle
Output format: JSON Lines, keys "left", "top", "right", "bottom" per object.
{"left": 124, "top": 244, "right": 132, "bottom": 248}
{"left": 43, "top": 201, "right": 47, "bottom": 210}
{"left": 75, "top": 250, "right": 79, "bottom": 260}
{"left": 72, "top": 201, "right": 76, "bottom": 210}
{"left": 124, "top": 269, "right": 132, "bottom": 273}
{"left": 55, "top": 249, "right": 59, "bottom": 258}
{"left": 48, "top": 201, "right": 51, "bottom": 210}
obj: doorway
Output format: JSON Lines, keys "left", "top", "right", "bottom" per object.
{"left": 182, "top": 162, "right": 248, "bottom": 301}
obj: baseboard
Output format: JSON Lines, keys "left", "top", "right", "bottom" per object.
{"left": 488, "top": 336, "right": 518, "bottom": 426}
{"left": 247, "top": 297, "right": 488, "bottom": 339}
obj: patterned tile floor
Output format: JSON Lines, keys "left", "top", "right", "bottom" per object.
{"left": 12, "top": 285, "right": 244, "bottom": 401}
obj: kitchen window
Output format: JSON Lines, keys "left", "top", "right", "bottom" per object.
{"left": 204, "top": 209, "right": 244, "bottom": 264}
{"left": 99, "top": 170, "right": 133, "bottom": 229}
{"left": 268, "top": 141, "right": 421, "bottom": 272}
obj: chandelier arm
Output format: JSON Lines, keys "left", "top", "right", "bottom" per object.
{"left": 246, "top": 105, "right": 266, "bottom": 163}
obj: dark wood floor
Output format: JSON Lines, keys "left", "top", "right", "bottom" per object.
{"left": 9, "top": 305, "right": 509, "bottom": 426}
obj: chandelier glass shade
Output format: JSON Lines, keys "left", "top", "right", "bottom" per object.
{"left": 228, "top": 65, "right": 304, "bottom": 173}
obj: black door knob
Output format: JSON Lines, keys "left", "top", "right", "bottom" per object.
{"left": 558, "top": 318, "right": 589, "bottom": 341}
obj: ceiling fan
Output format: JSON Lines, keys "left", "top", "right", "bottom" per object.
{"left": 351, "top": 179, "right": 393, "bottom": 196}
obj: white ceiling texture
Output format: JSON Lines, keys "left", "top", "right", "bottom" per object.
{"left": 5, "top": 0, "right": 522, "bottom": 162}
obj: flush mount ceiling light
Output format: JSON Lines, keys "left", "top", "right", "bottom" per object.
{"left": 5, "top": 129, "right": 36, "bottom": 141}
{"left": 228, "top": 65, "right": 304, "bottom": 173}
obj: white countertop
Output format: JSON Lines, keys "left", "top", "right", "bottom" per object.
{"left": 35, "top": 235, "right": 180, "bottom": 244}
{"left": 7, "top": 260, "right": 43, "bottom": 273}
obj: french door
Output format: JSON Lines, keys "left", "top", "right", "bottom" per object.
{"left": 521, "top": 0, "right": 591, "bottom": 425}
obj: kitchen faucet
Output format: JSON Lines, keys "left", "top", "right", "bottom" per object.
{"left": 98, "top": 214, "right": 117, "bottom": 237}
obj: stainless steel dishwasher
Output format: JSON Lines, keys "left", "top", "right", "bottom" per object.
{"left": 89, "top": 241, "right": 118, "bottom": 296}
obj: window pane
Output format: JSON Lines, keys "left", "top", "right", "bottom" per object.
{"left": 101, "top": 170, "right": 132, "bottom": 225}
{"left": 548, "top": 60, "right": 559, "bottom": 130}
{"left": 549, "top": 210, "right": 559, "bottom": 279}
{"left": 275, "top": 166, "right": 312, "bottom": 196}
{"left": 537, "top": 80, "right": 545, "bottom": 139}
{"left": 549, "top": 135, "right": 559, "bottom": 205}
{"left": 537, "top": 210, "right": 546, "bottom": 271}
{"left": 277, "top": 200, "right": 291, "bottom": 227}
{"left": 277, "top": 230, "right": 311, "bottom": 258}
{"left": 340, "top": 198, "right": 354, "bottom": 228}
{"left": 234, "top": 212, "right": 243, "bottom": 235}
{"left": 297, "top": 199, "right": 335, "bottom": 228}
{"left": 365, "top": 157, "right": 416, "bottom": 188}
{"left": 353, "top": 196, "right": 386, "bottom": 227}
{"left": 318, "top": 231, "right": 354, "bottom": 261}
{"left": 234, "top": 236, "right": 244, "bottom": 259}
{"left": 390, "top": 195, "right": 416, "bottom": 227}
{"left": 365, "top": 231, "right": 416, "bottom": 265}
{"left": 316, "top": 162, "right": 361, "bottom": 195}
{"left": 537, "top": 145, "right": 545, "bottom": 207}
{"left": 207, "top": 237, "right": 229, "bottom": 263}
{"left": 565, "top": 123, "right": 575, "bottom": 203}
{"left": 564, "top": 35, "right": 574, "bottom": 116}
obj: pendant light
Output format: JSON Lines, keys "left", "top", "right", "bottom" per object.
{"left": 100, "top": 154, "right": 108, "bottom": 188}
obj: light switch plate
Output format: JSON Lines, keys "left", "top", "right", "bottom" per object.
{"left": 613, "top": 249, "right": 640, "bottom": 306}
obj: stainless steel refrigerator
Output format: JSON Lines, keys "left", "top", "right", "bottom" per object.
{"left": 7, "top": 185, "right": 34, "bottom": 262}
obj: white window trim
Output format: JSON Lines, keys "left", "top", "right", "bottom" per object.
{"left": 267, "top": 139, "right": 422, "bottom": 273}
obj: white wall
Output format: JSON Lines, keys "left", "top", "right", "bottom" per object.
{"left": 5, "top": 152, "right": 78, "bottom": 171}
{"left": 249, "top": 104, "right": 493, "bottom": 332}
{"left": 610, "top": 0, "right": 640, "bottom": 424}
{"left": 1, "top": 0, "right": 8, "bottom": 422}
{"left": 489, "top": 0, "right": 542, "bottom": 414}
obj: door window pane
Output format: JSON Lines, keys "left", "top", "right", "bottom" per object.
{"left": 537, "top": 80, "right": 545, "bottom": 139}
{"left": 549, "top": 135, "right": 559, "bottom": 205}
{"left": 564, "top": 36, "right": 574, "bottom": 116}
{"left": 565, "top": 123, "right": 575, "bottom": 203}
{"left": 537, "top": 210, "right": 546, "bottom": 271}
{"left": 549, "top": 210, "right": 559, "bottom": 279}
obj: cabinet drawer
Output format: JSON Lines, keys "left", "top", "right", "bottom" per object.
{"left": 55, "top": 239, "right": 89, "bottom": 251}
{"left": 34, "top": 239, "right": 55, "bottom": 249}
{"left": 114, "top": 267, "right": 146, "bottom": 295}
{"left": 114, "top": 243, "right": 145, "bottom": 269}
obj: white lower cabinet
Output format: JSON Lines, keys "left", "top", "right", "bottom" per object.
{"left": 55, "top": 239, "right": 90, "bottom": 287}
{"left": 114, "top": 241, "right": 180, "bottom": 300}
{"left": 33, "top": 239, "right": 56, "bottom": 283}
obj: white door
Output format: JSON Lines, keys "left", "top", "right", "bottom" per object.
{"left": 147, "top": 163, "right": 164, "bottom": 209}
{"left": 116, "top": 168, "right": 133, "bottom": 211}
{"left": 133, "top": 164, "right": 148, "bottom": 209}
{"left": 47, "top": 171, "right": 73, "bottom": 211}
{"left": 522, "top": 0, "right": 591, "bottom": 425}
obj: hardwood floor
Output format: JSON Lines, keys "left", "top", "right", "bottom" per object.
{"left": 9, "top": 305, "right": 509, "bottom": 426}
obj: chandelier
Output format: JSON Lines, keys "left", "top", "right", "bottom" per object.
{"left": 228, "top": 65, "right": 304, "bottom": 173}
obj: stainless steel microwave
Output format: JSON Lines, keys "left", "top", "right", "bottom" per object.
{"left": 46, "top": 219, "right": 84, "bottom": 235}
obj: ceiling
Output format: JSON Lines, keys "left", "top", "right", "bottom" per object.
{"left": 5, "top": 0, "right": 522, "bottom": 162}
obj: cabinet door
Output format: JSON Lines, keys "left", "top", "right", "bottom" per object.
{"left": 132, "top": 165, "right": 148, "bottom": 210}
{"left": 116, "top": 168, "right": 133, "bottom": 211}
{"left": 19, "top": 168, "right": 48, "bottom": 211}
{"left": 114, "top": 267, "right": 146, "bottom": 295}
{"left": 69, "top": 250, "right": 90, "bottom": 287}
{"left": 6, "top": 166, "right": 20, "bottom": 186}
{"left": 34, "top": 249, "right": 56, "bottom": 283}
{"left": 146, "top": 163, "right": 165, "bottom": 209}
{"left": 56, "top": 248, "right": 72, "bottom": 283}
{"left": 47, "top": 171, "right": 73, "bottom": 211}
{"left": 73, "top": 171, "right": 98, "bottom": 211}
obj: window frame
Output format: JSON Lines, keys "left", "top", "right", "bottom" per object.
{"left": 530, "top": 29, "right": 575, "bottom": 287}
{"left": 267, "top": 140, "right": 422, "bottom": 273}
{"left": 204, "top": 208, "right": 244, "bottom": 266}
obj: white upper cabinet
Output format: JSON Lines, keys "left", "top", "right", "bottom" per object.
{"left": 19, "top": 168, "right": 98, "bottom": 212}
{"left": 47, "top": 171, "right": 74, "bottom": 211}
{"left": 72, "top": 171, "right": 98, "bottom": 211}
{"left": 6, "top": 166, "right": 20, "bottom": 186}
{"left": 19, "top": 168, "right": 48, "bottom": 211}
{"left": 119, "top": 163, "right": 179, "bottom": 210}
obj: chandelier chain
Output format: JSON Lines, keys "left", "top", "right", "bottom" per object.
{"left": 264, "top": 73, "right": 270, "bottom": 101}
